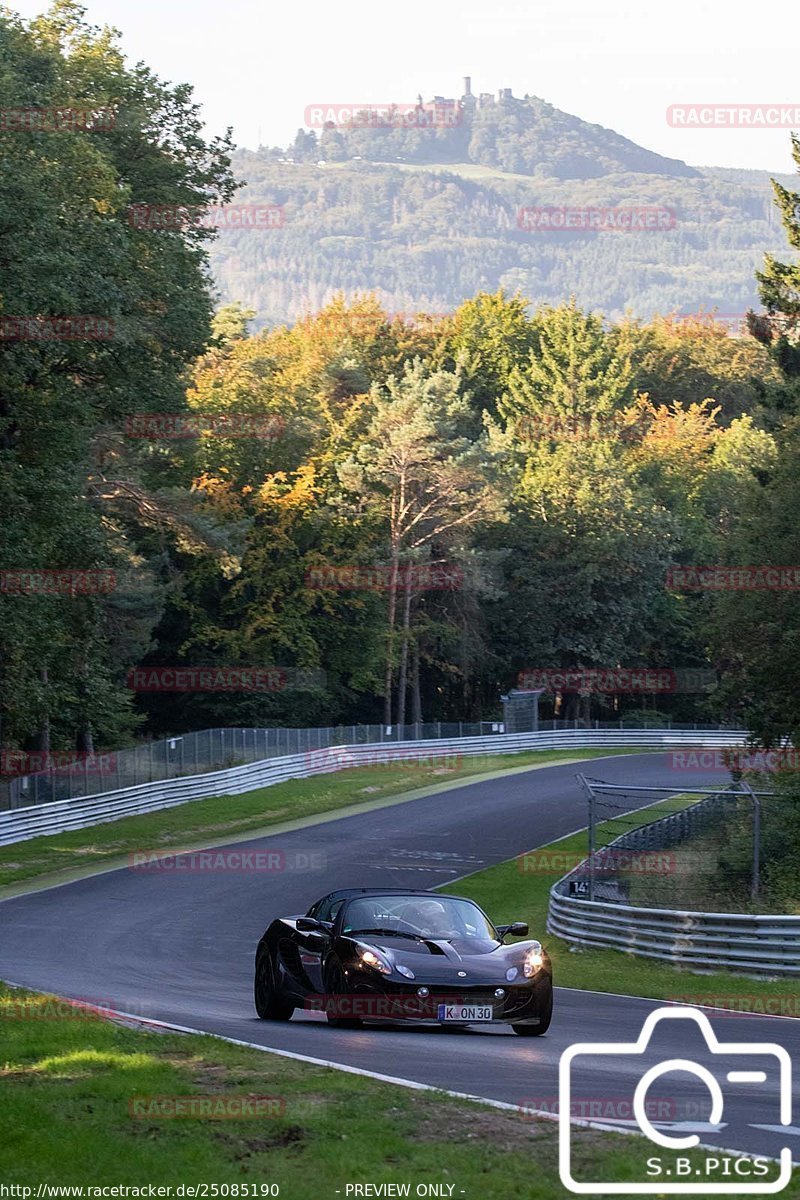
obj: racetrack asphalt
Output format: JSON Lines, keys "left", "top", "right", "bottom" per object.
{"left": 1, "top": 751, "right": 798, "bottom": 1173}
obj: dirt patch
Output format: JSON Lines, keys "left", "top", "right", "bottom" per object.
{"left": 0, "top": 1067, "right": 32, "bottom": 1081}
{"left": 188, "top": 1063, "right": 233, "bottom": 1092}
{"left": 412, "top": 1099, "right": 557, "bottom": 1153}
{"left": 215, "top": 1125, "right": 308, "bottom": 1158}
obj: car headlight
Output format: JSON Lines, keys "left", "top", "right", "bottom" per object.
{"left": 523, "top": 942, "right": 544, "bottom": 978}
{"left": 395, "top": 963, "right": 415, "bottom": 980}
{"left": 356, "top": 945, "right": 391, "bottom": 975}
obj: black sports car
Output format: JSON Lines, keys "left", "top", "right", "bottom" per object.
{"left": 254, "top": 887, "right": 553, "bottom": 1036}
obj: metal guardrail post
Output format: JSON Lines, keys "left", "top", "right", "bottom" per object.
{"left": 739, "top": 779, "right": 761, "bottom": 901}
{"left": 575, "top": 773, "right": 595, "bottom": 901}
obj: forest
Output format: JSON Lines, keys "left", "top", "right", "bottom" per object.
{"left": 2, "top": 4, "right": 800, "bottom": 764}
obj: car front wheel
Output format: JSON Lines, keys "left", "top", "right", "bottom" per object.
{"left": 324, "top": 959, "right": 363, "bottom": 1029}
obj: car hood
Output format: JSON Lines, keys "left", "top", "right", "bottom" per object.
{"left": 344, "top": 934, "right": 544, "bottom": 981}
{"left": 357, "top": 935, "right": 499, "bottom": 957}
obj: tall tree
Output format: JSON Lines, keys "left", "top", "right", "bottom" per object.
{"left": 499, "top": 299, "right": 636, "bottom": 441}
{"left": 0, "top": 2, "right": 235, "bottom": 752}
{"left": 337, "top": 360, "right": 504, "bottom": 724}
{"left": 434, "top": 290, "right": 536, "bottom": 418}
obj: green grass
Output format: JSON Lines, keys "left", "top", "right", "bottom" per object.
{"left": 0, "top": 748, "right": 643, "bottom": 893}
{"left": 3, "top": 983, "right": 794, "bottom": 1194}
{"left": 447, "top": 797, "right": 800, "bottom": 1011}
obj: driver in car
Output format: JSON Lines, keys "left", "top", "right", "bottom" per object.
{"left": 402, "top": 899, "right": 456, "bottom": 937}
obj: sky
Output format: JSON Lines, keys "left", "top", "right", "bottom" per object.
{"left": 9, "top": 0, "right": 800, "bottom": 173}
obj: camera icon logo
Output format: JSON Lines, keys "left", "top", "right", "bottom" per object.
{"left": 559, "top": 1006, "right": 793, "bottom": 1194}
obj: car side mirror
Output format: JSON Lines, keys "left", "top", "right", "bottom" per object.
{"left": 497, "top": 921, "right": 529, "bottom": 941}
{"left": 296, "top": 916, "right": 332, "bottom": 933}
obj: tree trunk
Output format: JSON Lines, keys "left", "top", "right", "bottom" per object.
{"left": 411, "top": 640, "right": 423, "bottom": 725}
{"left": 77, "top": 726, "right": 95, "bottom": 754}
{"left": 396, "top": 574, "right": 413, "bottom": 730}
{"left": 76, "top": 646, "right": 94, "bottom": 753}
{"left": 579, "top": 691, "right": 591, "bottom": 726}
{"left": 383, "top": 550, "right": 401, "bottom": 726}
{"left": 39, "top": 667, "right": 51, "bottom": 752}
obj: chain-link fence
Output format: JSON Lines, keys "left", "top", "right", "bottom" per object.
{"left": 561, "top": 776, "right": 785, "bottom": 911}
{"left": 549, "top": 773, "right": 800, "bottom": 970}
{"left": 0, "top": 721, "right": 499, "bottom": 810}
{"left": 0, "top": 717, "right": 739, "bottom": 812}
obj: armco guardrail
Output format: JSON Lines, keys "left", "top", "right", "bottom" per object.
{"left": 1, "top": 718, "right": 735, "bottom": 811}
{"left": 547, "top": 785, "right": 800, "bottom": 977}
{"left": 548, "top": 891, "right": 800, "bottom": 976}
{"left": 1, "top": 720, "right": 507, "bottom": 810}
{"left": 0, "top": 727, "right": 745, "bottom": 847}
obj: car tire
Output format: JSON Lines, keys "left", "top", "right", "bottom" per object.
{"left": 512, "top": 982, "right": 553, "bottom": 1036}
{"left": 324, "top": 959, "right": 363, "bottom": 1029}
{"left": 254, "top": 950, "right": 294, "bottom": 1020}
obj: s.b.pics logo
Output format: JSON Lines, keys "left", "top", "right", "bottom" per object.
{"left": 559, "top": 1007, "right": 793, "bottom": 1194}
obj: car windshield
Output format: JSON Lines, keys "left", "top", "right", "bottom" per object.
{"left": 342, "top": 895, "right": 497, "bottom": 941}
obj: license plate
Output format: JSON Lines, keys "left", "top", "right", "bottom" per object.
{"left": 437, "top": 1003, "right": 493, "bottom": 1022}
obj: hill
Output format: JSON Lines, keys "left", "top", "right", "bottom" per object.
{"left": 208, "top": 85, "right": 797, "bottom": 326}
{"left": 289, "top": 86, "right": 701, "bottom": 180}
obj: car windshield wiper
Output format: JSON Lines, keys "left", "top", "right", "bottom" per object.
{"left": 346, "top": 927, "right": 428, "bottom": 943}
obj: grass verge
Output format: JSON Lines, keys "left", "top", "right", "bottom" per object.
{"left": 0, "top": 748, "right": 643, "bottom": 893}
{"left": 447, "top": 797, "right": 800, "bottom": 1013}
{"left": 3, "top": 982, "right": 793, "bottom": 1195}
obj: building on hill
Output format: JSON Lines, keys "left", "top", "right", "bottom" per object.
{"left": 459, "top": 79, "right": 514, "bottom": 119}
{"left": 461, "top": 76, "right": 476, "bottom": 119}
{"left": 416, "top": 80, "right": 516, "bottom": 125}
